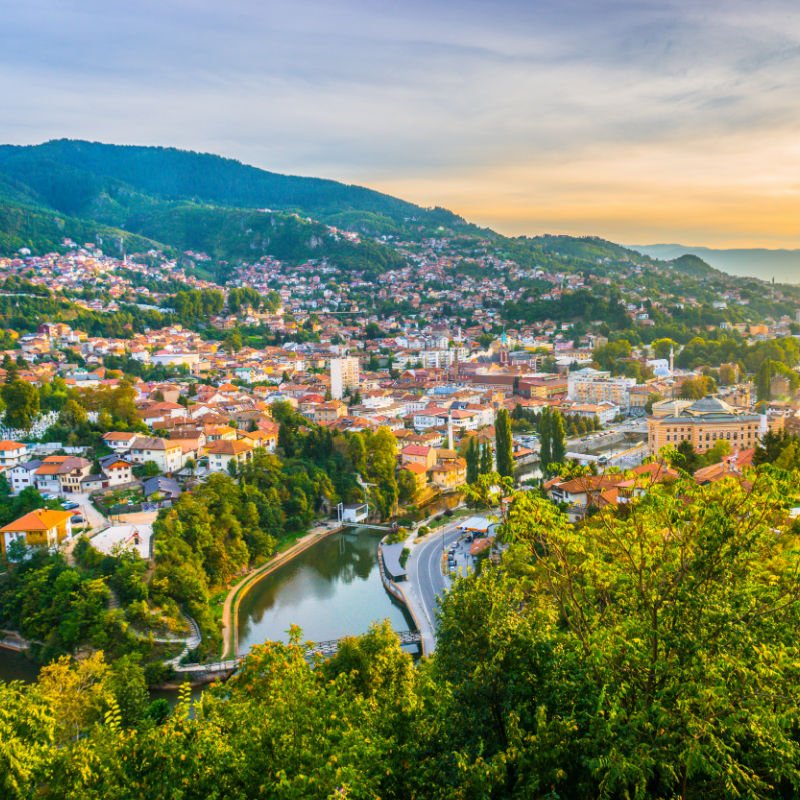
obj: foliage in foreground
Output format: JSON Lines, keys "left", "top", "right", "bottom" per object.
{"left": 2, "top": 470, "right": 800, "bottom": 798}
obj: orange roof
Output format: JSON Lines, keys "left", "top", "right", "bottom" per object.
{"left": 207, "top": 439, "right": 253, "bottom": 456}
{"left": 402, "top": 445, "right": 434, "bottom": 457}
{"left": 0, "top": 440, "right": 25, "bottom": 451}
{"left": 469, "top": 538, "right": 493, "bottom": 556}
{"left": 1, "top": 508, "right": 73, "bottom": 533}
{"left": 103, "top": 431, "right": 136, "bottom": 441}
{"left": 402, "top": 462, "right": 429, "bottom": 475}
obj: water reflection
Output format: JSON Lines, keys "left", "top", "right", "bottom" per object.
{"left": 237, "top": 528, "right": 412, "bottom": 652}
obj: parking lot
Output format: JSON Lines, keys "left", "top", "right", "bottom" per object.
{"left": 445, "top": 535, "right": 475, "bottom": 578}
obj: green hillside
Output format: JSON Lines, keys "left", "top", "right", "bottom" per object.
{"left": 0, "top": 199, "right": 165, "bottom": 259}
{"left": 0, "top": 140, "right": 723, "bottom": 286}
{"left": 0, "top": 139, "right": 469, "bottom": 232}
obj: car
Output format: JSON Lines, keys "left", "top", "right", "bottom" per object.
{"left": 71, "top": 514, "right": 85, "bottom": 524}
{"left": 61, "top": 501, "right": 79, "bottom": 510}
{"left": 42, "top": 493, "right": 59, "bottom": 501}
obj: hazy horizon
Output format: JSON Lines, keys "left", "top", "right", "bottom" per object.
{"left": 3, "top": 0, "right": 800, "bottom": 248}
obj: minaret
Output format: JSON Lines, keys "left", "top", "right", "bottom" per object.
{"left": 669, "top": 344, "right": 674, "bottom": 375}
{"left": 447, "top": 412, "right": 454, "bottom": 450}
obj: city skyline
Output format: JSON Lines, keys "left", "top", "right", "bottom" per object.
{"left": 2, "top": 0, "right": 799, "bottom": 248}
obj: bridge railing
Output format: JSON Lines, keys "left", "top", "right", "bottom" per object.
{"left": 173, "top": 630, "right": 422, "bottom": 673}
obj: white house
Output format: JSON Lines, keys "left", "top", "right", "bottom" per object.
{"left": 0, "top": 441, "right": 28, "bottom": 470}
{"left": 128, "top": 436, "right": 184, "bottom": 473}
{"left": 99, "top": 455, "right": 136, "bottom": 486}
{"left": 8, "top": 460, "right": 42, "bottom": 494}
{"left": 102, "top": 431, "right": 138, "bottom": 453}
{"left": 206, "top": 439, "right": 254, "bottom": 473}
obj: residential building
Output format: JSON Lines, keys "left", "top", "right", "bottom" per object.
{"left": 206, "top": 439, "right": 254, "bottom": 473}
{"left": 99, "top": 454, "right": 136, "bottom": 486}
{"left": 400, "top": 445, "right": 437, "bottom": 470}
{"left": 330, "top": 356, "right": 360, "bottom": 400}
{"left": 0, "top": 441, "right": 28, "bottom": 470}
{"left": 567, "top": 368, "right": 635, "bottom": 410}
{"left": 8, "top": 460, "right": 41, "bottom": 494}
{"left": 430, "top": 459, "right": 467, "bottom": 490}
{"left": 128, "top": 436, "right": 184, "bottom": 473}
{"left": 1, "top": 508, "right": 74, "bottom": 560}
{"left": 102, "top": 431, "right": 138, "bottom": 452}
{"left": 34, "top": 456, "right": 92, "bottom": 495}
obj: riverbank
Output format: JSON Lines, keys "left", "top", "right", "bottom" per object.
{"left": 219, "top": 522, "right": 344, "bottom": 660}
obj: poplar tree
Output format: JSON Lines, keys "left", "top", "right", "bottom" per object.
{"left": 495, "top": 409, "right": 514, "bottom": 479}
{"left": 479, "top": 442, "right": 493, "bottom": 475}
{"left": 465, "top": 438, "right": 479, "bottom": 484}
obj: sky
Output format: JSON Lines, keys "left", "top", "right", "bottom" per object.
{"left": 1, "top": 0, "right": 800, "bottom": 248}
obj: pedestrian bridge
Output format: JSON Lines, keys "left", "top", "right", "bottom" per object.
{"left": 173, "top": 629, "right": 422, "bottom": 675}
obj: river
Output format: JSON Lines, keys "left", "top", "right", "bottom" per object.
{"left": 0, "top": 526, "right": 414, "bottom": 687}
{"left": 237, "top": 527, "right": 413, "bottom": 653}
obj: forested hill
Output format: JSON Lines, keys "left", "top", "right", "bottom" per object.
{"left": 0, "top": 139, "right": 469, "bottom": 234}
{"left": 0, "top": 139, "right": 729, "bottom": 288}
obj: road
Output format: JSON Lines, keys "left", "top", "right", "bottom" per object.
{"left": 404, "top": 521, "right": 464, "bottom": 654}
{"left": 68, "top": 493, "right": 109, "bottom": 534}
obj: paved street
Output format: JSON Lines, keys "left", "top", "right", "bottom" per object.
{"left": 68, "top": 492, "right": 109, "bottom": 534}
{"left": 404, "top": 521, "right": 463, "bottom": 654}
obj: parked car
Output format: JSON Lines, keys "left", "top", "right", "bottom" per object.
{"left": 61, "top": 501, "right": 80, "bottom": 510}
{"left": 71, "top": 515, "right": 85, "bottom": 524}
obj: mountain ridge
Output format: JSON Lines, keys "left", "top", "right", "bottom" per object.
{"left": 0, "top": 139, "right": 739, "bottom": 290}
{"left": 631, "top": 243, "right": 800, "bottom": 284}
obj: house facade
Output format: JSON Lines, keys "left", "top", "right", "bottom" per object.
{"left": 1, "top": 508, "right": 73, "bottom": 560}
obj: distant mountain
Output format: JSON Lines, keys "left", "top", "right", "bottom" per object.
{"left": 0, "top": 139, "right": 470, "bottom": 236}
{"left": 631, "top": 244, "right": 800, "bottom": 284}
{"left": 0, "top": 140, "right": 762, "bottom": 292}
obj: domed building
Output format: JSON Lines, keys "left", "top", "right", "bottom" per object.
{"left": 647, "top": 395, "right": 762, "bottom": 455}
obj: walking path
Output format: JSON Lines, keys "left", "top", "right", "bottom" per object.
{"left": 219, "top": 522, "right": 342, "bottom": 660}
{"left": 163, "top": 615, "right": 202, "bottom": 668}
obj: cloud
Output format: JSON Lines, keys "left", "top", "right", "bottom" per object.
{"left": 1, "top": 0, "right": 799, "bottom": 245}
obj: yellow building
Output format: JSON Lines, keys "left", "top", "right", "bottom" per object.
{"left": 647, "top": 396, "right": 761, "bottom": 455}
{"left": 400, "top": 462, "right": 429, "bottom": 493}
{"left": 1, "top": 508, "right": 74, "bottom": 560}
{"left": 430, "top": 459, "right": 467, "bottom": 490}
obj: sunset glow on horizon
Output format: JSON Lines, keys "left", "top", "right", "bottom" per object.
{"left": 2, "top": 0, "right": 799, "bottom": 248}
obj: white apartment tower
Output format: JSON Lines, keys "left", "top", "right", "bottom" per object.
{"left": 330, "top": 356, "right": 360, "bottom": 400}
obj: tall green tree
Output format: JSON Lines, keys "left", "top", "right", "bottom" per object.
{"left": 550, "top": 408, "right": 566, "bottom": 466}
{"left": 465, "top": 438, "right": 479, "bottom": 484}
{"left": 538, "top": 407, "right": 567, "bottom": 476}
{"left": 494, "top": 408, "right": 514, "bottom": 479}
{"left": 1, "top": 379, "right": 40, "bottom": 430}
{"left": 479, "top": 441, "right": 493, "bottom": 475}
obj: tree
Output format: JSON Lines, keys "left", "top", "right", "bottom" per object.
{"left": 465, "top": 438, "right": 479, "bottom": 484}
{"left": 651, "top": 337, "right": 677, "bottom": 360}
{"left": 2, "top": 379, "right": 39, "bottom": 430}
{"left": 363, "top": 428, "right": 398, "bottom": 519}
{"left": 550, "top": 409, "right": 566, "bottom": 466}
{"left": 57, "top": 399, "right": 88, "bottom": 429}
{"left": 479, "top": 441, "right": 493, "bottom": 475}
{"left": 494, "top": 408, "right": 514, "bottom": 479}
{"left": 538, "top": 407, "right": 566, "bottom": 476}
{"left": 397, "top": 469, "right": 418, "bottom": 505}
{"left": 223, "top": 329, "right": 243, "bottom": 354}
{"left": 670, "top": 438, "right": 701, "bottom": 473}
{"left": 475, "top": 476, "right": 800, "bottom": 798}
{"left": 680, "top": 374, "right": 717, "bottom": 399}
{"left": 703, "top": 438, "right": 732, "bottom": 465}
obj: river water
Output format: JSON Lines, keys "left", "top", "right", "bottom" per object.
{"left": 0, "top": 526, "right": 414, "bottom": 685}
{"left": 237, "top": 527, "right": 413, "bottom": 653}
